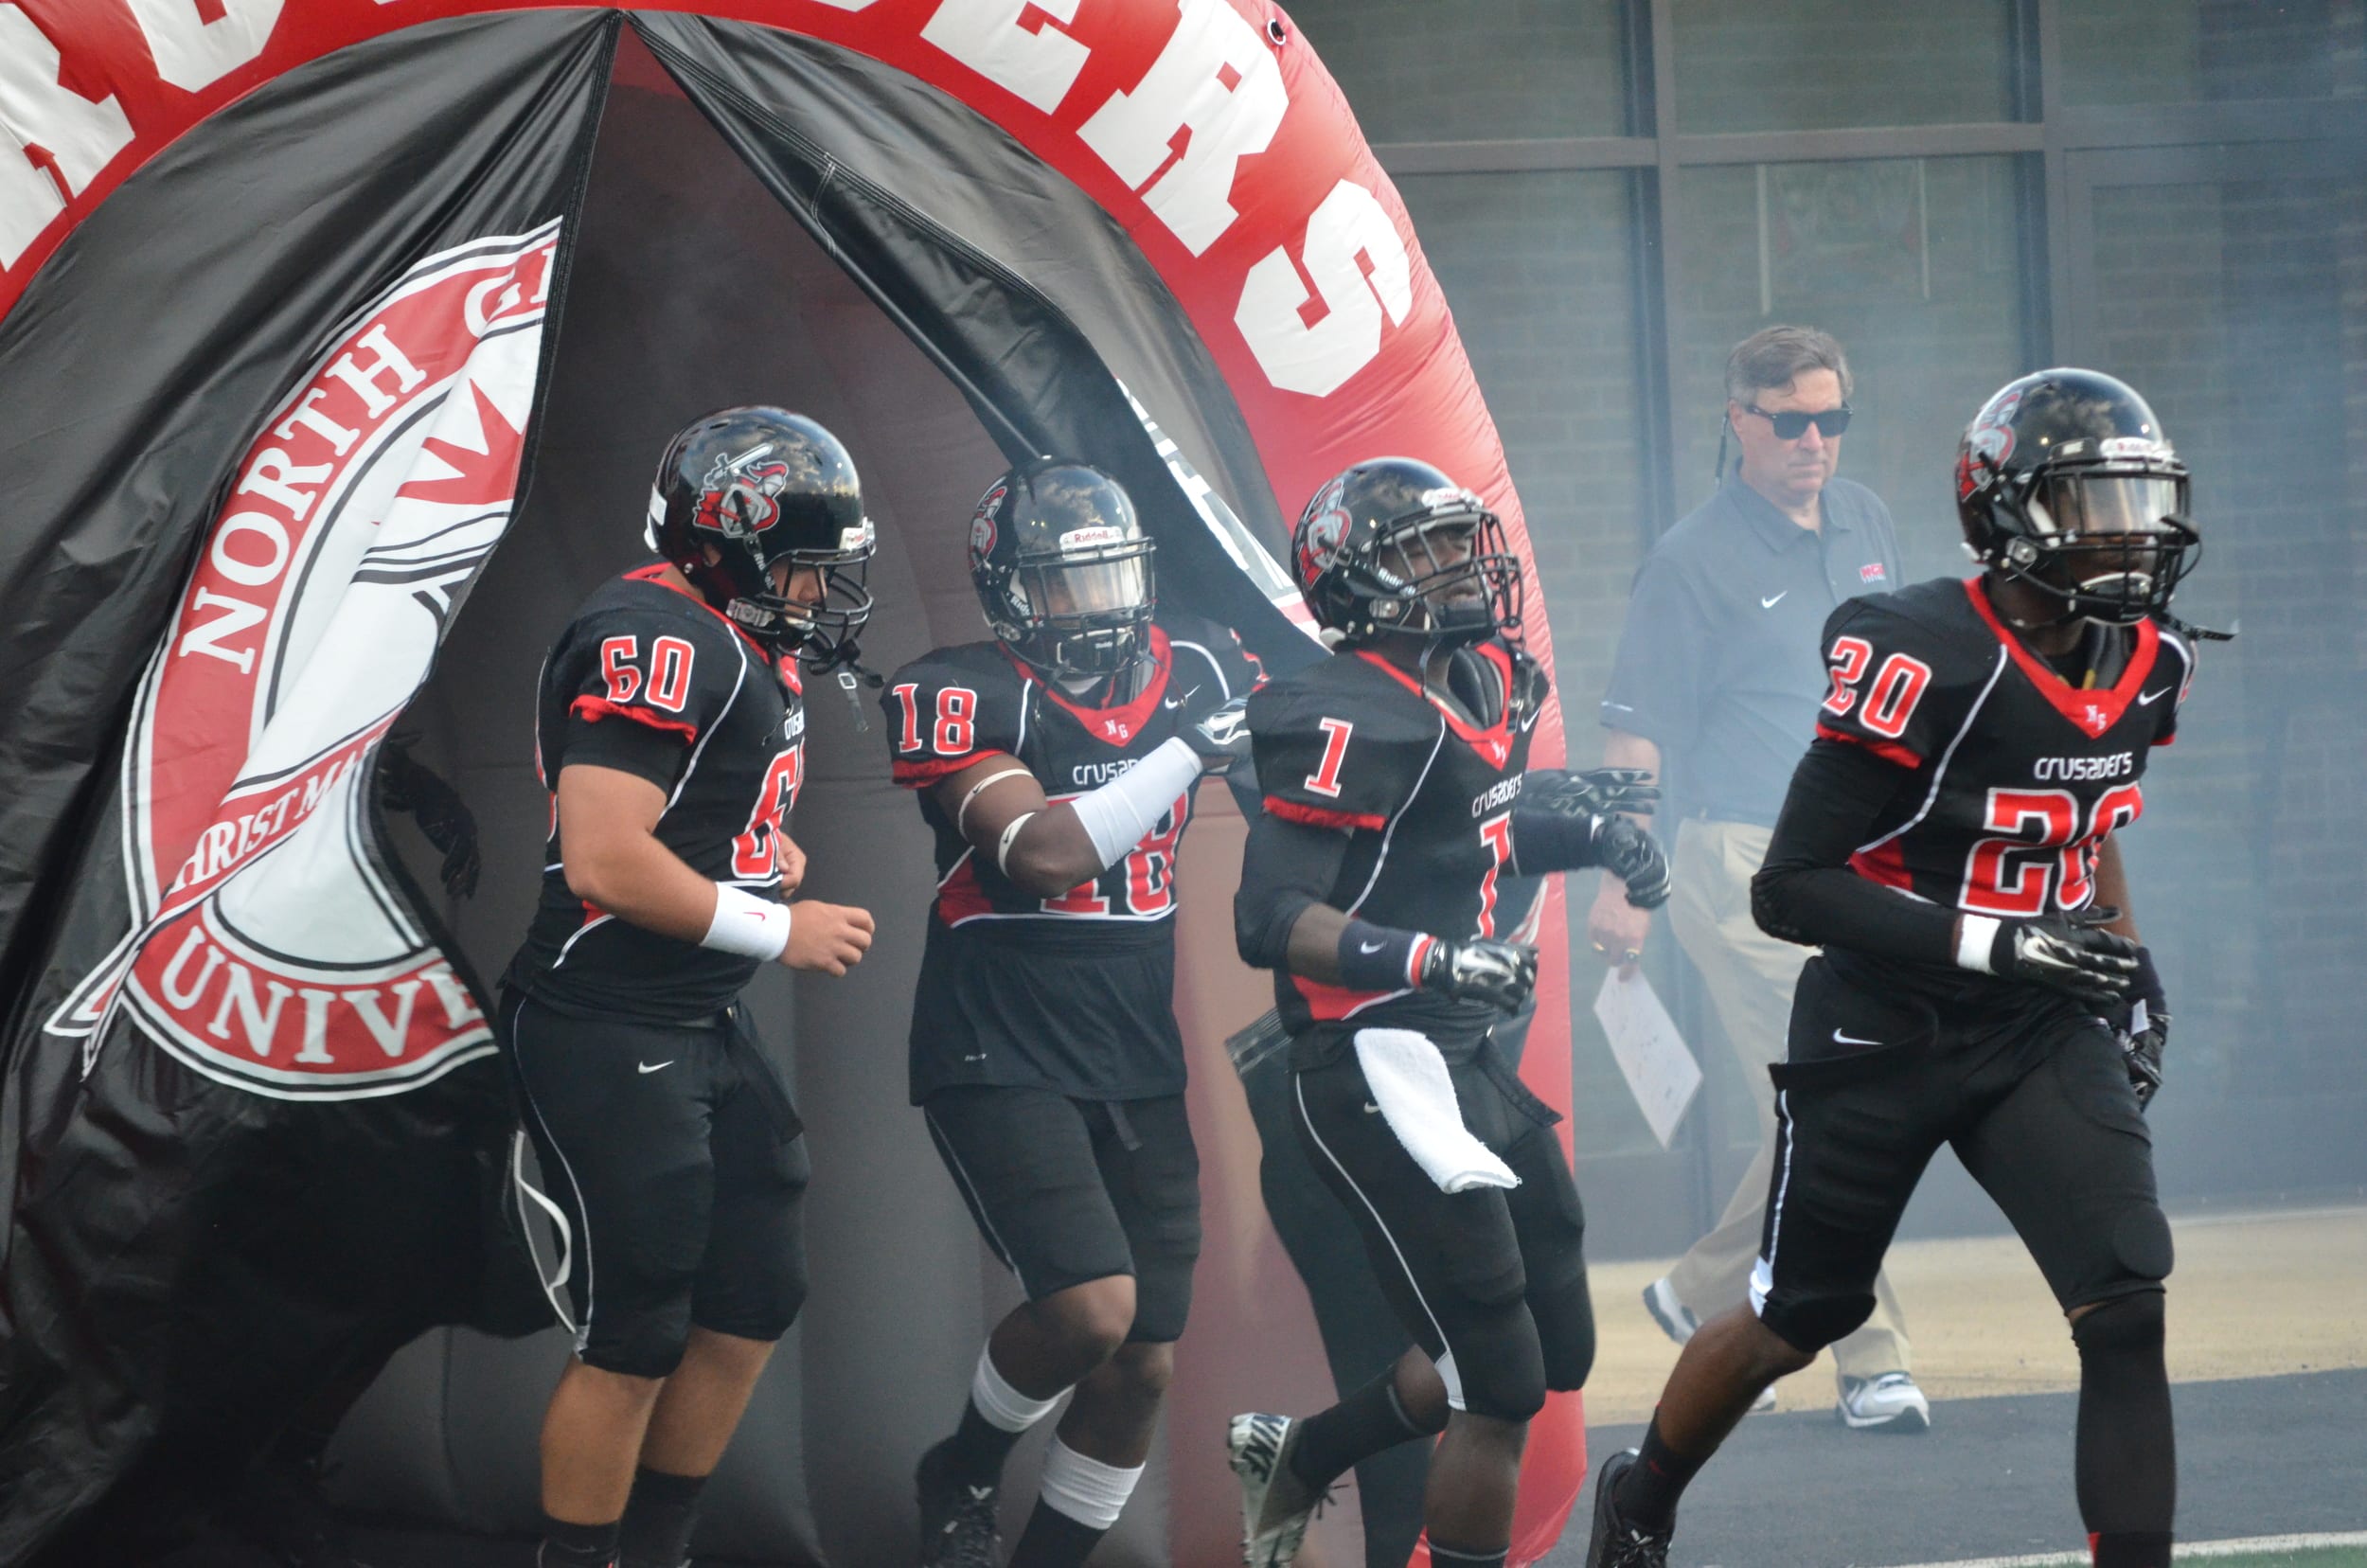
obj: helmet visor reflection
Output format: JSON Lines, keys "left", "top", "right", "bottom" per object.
{"left": 2028, "top": 474, "right": 2184, "bottom": 539}
{"left": 1019, "top": 553, "right": 1150, "bottom": 620}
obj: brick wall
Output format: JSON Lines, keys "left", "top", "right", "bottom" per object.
{"left": 1671, "top": 0, "right": 2018, "bottom": 132}
{"left": 1280, "top": 0, "right": 1629, "bottom": 143}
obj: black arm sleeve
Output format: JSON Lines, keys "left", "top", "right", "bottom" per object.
{"left": 1750, "top": 738, "right": 1962, "bottom": 965}
{"left": 1234, "top": 809, "right": 1354, "bottom": 971}
{"left": 1509, "top": 793, "right": 1602, "bottom": 875}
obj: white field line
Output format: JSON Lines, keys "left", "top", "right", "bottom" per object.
{"left": 1870, "top": 1531, "right": 2367, "bottom": 1568}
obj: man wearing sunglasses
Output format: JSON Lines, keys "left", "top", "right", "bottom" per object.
{"left": 1593, "top": 326, "right": 1924, "bottom": 1433}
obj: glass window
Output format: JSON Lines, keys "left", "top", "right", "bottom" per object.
{"left": 2058, "top": 0, "right": 2366, "bottom": 106}
{"left": 2081, "top": 164, "right": 2367, "bottom": 1101}
{"left": 1283, "top": 0, "right": 1633, "bottom": 142}
{"left": 1672, "top": 0, "right": 2019, "bottom": 134}
{"left": 1672, "top": 155, "right": 2034, "bottom": 586}
{"left": 1395, "top": 169, "right": 1659, "bottom": 1158}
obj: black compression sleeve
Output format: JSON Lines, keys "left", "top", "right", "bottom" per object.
{"left": 1509, "top": 798, "right": 1601, "bottom": 876}
{"left": 1234, "top": 808, "right": 1354, "bottom": 971}
{"left": 1750, "top": 738, "right": 1962, "bottom": 966}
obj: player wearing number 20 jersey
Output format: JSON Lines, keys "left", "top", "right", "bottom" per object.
{"left": 1803, "top": 571, "right": 2193, "bottom": 1007}
{"left": 1587, "top": 371, "right": 2207, "bottom": 1568}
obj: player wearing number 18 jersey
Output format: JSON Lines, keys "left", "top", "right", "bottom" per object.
{"left": 1588, "top": 370, "right": 2211, "bottom": 1568}
{"left": 889, "top": 460, "right": 1257, "bottom": 1568}
{"left": 1226, "top": 458, "right": 1672, "bottom": 1568}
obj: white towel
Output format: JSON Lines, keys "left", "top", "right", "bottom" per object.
{"left": 1352, "top": 1027, "right": 1520, "bottom": 1194}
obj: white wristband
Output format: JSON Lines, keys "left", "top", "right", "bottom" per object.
{"left": 996, "top": 811, "right": 1040, "bottom": 877}
{"left": 1955, "top": 914, "right": 2002, "bottom": 974}
{"left": 1064, "top": 736, "right": 1202, "bottom": 869}
{"left": 703, "top": 884, "right": 792, "bottom": 961}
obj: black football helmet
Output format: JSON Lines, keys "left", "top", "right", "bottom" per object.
{"left": 646, "top": 406, "right": 875, "bottom": 663}
{"left": 1956, "top": 369, "right": 2198, "bottom": 627}
{"left": 970, "top": 459, "right": 1155, "bottom": 679}
{"left": 1290, "top": 457, "right": 1522, "bottom": 647}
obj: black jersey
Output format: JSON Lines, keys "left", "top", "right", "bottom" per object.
{"left": 1248, "top": 638, "right": 1545, "bottom": 1057}
{"left": 507, "top": 565, "right": 804, "bottom": 1022}
{"left": 1813, "top": 576, "right": 2194, "bottom": 1000}
{"left": 883, "top": 614, "right": 1260, "bottom": 1100}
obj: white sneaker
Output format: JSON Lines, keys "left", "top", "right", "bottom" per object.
{"left": 1747, "top": 1383, "right": 1777, "bottom": 1414}
{"left": 1640, "top": 1277, "right": 1700, "bottom": 1346}
{"left": 1837, "top": 1371, "right": 1931, "bottom": 1433}
{"left": 1228, "top": 1412, "right": 1320, "bottom": 1566}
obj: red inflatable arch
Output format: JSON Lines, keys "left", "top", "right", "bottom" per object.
{"left": 0, "top": 4, "right": 1580, "bottom": 1563}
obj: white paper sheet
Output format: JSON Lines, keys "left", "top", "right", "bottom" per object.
{"left": 1592, "top": 968, "right": 1703, "bottom": 1149}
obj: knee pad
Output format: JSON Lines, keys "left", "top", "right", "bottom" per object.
{"left": 580, "top": 1298, "right": 694, "bottom": 1380}
{"left": 1756, "top": 1289, "right": 1876, "bottom": 1357}
{"left": 2110, "top": 1203, "right": 2175, "bottom": 1288}
{"left": 2072, "top": 1287, "right": 2164, "bottom": 1361}
{"left": 1444, "top": 1304, "right": 1548, "bottom": 1423}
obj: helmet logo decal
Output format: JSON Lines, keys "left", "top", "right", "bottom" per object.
{"left": 695, "top": 446, "right": 790, "bottom": 542}
{"left": 1059, "top": 524, "right": 1125, "bottom": 549}
{"left": 1296, "top": 478, "right": 1350, "bottom": 583}
{"left": 970, "top": 482, "right": 1006, "bottom": 561}
{"left": 1961, "top": 384, "right": 2024, "bottom": 499}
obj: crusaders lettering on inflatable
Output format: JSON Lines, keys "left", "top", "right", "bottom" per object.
{"left": 45, "top": 222, "right": 560, "bottom": 1099}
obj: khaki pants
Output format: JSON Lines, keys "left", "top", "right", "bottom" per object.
{"left": 1664, "top": 817, "right": 1912, "bottom": 1379}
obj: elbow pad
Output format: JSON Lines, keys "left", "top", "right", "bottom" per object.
{"left": 1236, "top": 886, "right": 1314, "bottom": 971}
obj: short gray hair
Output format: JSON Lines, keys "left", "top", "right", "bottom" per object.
{"left": 1725, "top": 325, "right": 1853, "bottom": 405}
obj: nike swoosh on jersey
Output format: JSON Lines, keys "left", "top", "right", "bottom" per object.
{"left": 1359, "top": 940, "right": 1387, "bottom": 953}
{"left": 1761, "top": 591, "right": 1788, "bottom": 609}
{"left": 638, "top": 1060, "right": 676, "bottom": 1074}
{"left": 1831, "top": 1030, "right": 1886, "bottom": 1047}
{"left": 2137, "top": 687, "right": 2171, "bottom": 704}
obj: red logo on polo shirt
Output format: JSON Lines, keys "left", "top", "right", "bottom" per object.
{"left": 1860, "top": 562, "right": 1888, "bottom": 583}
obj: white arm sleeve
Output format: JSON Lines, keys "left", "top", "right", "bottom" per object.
{"left": 1064, "top": 737, "right": 1202, "bottom": 868}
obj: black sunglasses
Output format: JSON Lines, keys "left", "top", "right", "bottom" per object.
{"left": 1742, "top": 403, "right": 1853, "bottom": 440}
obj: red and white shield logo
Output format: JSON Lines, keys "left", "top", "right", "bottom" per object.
{"left": 46, "top": 223, "right": 561, "bottom": 1099}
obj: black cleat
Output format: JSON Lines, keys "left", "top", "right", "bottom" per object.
{"left": 916, "top": 1438, "right": 1002, "bottom": 1568}
{"left": 1584, "top": 1449, "right": 1672, "bottom": 1568}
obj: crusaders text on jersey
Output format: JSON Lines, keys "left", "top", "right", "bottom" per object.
{"left": 1246, "top": 637, "right": 1546, "bottom": 1055}
{"left": 507, "top": 565, "right": 804, "bottom": 1021}
{"left": 1806, "top": 575, "right": 2192, "bottom": 1000}
{"left": 883, "top": 614, "right": 1259, "bottom": 1100}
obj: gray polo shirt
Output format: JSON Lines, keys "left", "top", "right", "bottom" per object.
{"left": 1600, "top": 472, "right": 1902, "bottom": 827}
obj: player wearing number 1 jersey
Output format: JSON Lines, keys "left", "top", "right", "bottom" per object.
{"left": 1588, "top": 370, "right": 2215, "bottom": 1568}
{"left": 886, "top": 460, "right": 1257, "bottom": 1568}
{"left": 1226, "top": 458, "right": 1672, "bottom": 1568}
{"left": 500, "top": 407, "right": 880, "bottom": 1568}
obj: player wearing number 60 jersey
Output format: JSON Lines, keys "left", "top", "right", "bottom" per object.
{"left": 501, "top": 407, "right": 880, "bottom": 1568}
{"left": 888, "top": 459, "right": 1257, "bottom": 1568}
{"left": 1586, "top": 370, "right": 2216, "bottom": 1568}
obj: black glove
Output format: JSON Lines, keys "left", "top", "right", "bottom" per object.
{"left": 1987, "top": 906, "right": 2138, "bottom": 1005}
{"left": 1417, "top": 935, "right": 1539, "bottom": 1011}
{"left": 1523, "top": 767, "right": 1660, "bottom": 821}
{"left": 2119, "top": 945, "right": 2168, "bottom": 1111}
{"left": 378, "top": 740, "right": 481, "bottom": 899}
{"left": 1187, "top": 694, "right": 1253, "bottom": 774}
{"left": 1594, "top": 815, "right": 1671, "bottom": 909}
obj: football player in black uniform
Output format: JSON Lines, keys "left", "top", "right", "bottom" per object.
{"left": 1585, "top": 370, "right": 2206, "bottom": 1568}
{"left": 1226, "top": 458, "right": 1671, "bottom": 1568}
{"left": 501, "top": 407, "right": 881, "bottom": 1568}
{"left": 885, "top": 460, "right": 1259, "bottom": 1568}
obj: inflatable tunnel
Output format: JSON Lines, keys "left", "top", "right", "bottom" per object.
{"left": 0, "top": 5, "right": 1579, "bottom": 1563}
